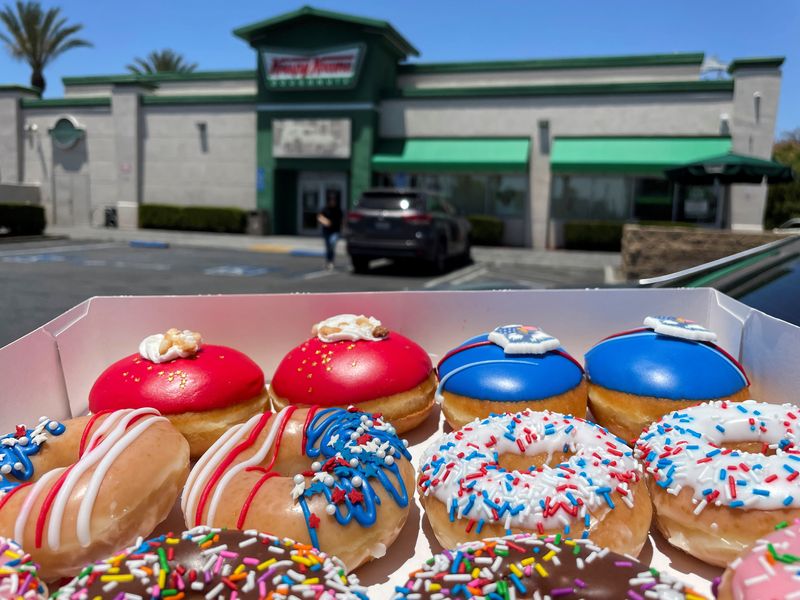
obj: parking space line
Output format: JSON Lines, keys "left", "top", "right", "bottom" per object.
{"left": 0, "top": 242, "right": 119, "bottom": 257}
{"left": 424, "top": 263, "right": 484, "bottom": 289}
{"left": 302, "top": 269, "right": 335, "bottom": 280}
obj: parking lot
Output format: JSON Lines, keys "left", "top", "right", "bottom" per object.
{"left": 0, "top": 238, "right": 611, "bottom": 347}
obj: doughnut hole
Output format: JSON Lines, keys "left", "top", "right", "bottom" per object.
{"left": 589, "top": 383, "right": 751, "bottom": 443}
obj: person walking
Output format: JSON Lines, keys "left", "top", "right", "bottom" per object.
{"left": 317, "top": 192, "right": 343, "bottom": 270}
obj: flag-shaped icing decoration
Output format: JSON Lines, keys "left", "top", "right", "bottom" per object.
{"left": 643, "top": 315, "right": 718, "bottom": 342}
{"left": 487, "top": 324, "right": 560, "bottom": 355}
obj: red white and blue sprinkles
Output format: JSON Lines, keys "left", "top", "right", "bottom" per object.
{"left": 418, "top": 411, "right": 644, "bottom": 537}
{"left": 392, "top": 533, "right": 706, "bottom": 599}
{"left": 635, "top": 400, "right": 800, "bottom": 512}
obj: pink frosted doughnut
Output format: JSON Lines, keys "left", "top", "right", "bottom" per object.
{"left": 718, "top": 519, "right": 800, "bottom": 600}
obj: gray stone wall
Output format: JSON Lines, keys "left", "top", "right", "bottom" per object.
{"left": 141, "top": 105, "right": 256, "bottom": 209}
{"left": 621, "top": 224, "right": 786, "bottom": 280}
{"left": 20, "top": 107, "right": 116, "bottom": 226}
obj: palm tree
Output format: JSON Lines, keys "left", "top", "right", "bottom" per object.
{"left": 127, "top": 49, "right": 197, "bottom": 75}
{"left": 0, "top": 1, "right": 91, "bottom": 93}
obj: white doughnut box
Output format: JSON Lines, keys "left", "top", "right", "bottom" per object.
{"left": 1, "top": 287, "right": 799, "bottom": 597}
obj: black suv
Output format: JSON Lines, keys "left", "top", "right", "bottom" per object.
{"left": 345, "top": 188, "right": 471, "bottom": 273}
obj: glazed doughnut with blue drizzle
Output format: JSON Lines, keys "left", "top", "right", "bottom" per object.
{"left": 182, "top": 405, "right": 415, "bottom": 571}
{"left": 584, "top": 315, "right": 750, "bottom": 442}
{"left": 418, "top": 410, "right": 651, "bottom": 556}
{"left": 436, "top": 325, "right": 586, "bottom": 429}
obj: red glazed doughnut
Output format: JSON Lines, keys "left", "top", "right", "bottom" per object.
{"left": 89, "top": 329, "right": 268, "bottom": 458}
{"left": 269, "top": 315, "right": 436, "bottom": 433}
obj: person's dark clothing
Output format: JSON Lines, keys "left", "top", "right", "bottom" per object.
{"left": 320, "top": 205, "right": 343, "bottom": 234}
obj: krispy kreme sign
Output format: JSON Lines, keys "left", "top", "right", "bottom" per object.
{"left": 262, "top": 45, "right": 363, "bottom": 89}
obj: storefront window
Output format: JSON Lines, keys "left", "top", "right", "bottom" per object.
{"left": 633, "top": 178, "right": 672, "bottom": 221}
{"left": 372, "top": 172, "right": 527, "bottom": 219}
{"left": 551, "top": 175, "right": 632, "bottom": 220}
{"left": 678, "top": 185, "right": 719, "bottom": 224}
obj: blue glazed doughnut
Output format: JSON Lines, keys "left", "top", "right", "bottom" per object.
{"left": 436, "top": 325, "right": 586, "bottom": 429}
{"left": 584, "top": 315, "right": 750, "bottom": 441}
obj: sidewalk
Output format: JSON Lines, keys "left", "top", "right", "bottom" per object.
{"left": 45, "top": 225, "right": 621, "bottom": 270}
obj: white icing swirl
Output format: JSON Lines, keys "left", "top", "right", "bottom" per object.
{"left": 138, "top": 329, "right": 202, "bottom": 363}
{"left": 312, "top": 314, "right": 387, "bottom": 343}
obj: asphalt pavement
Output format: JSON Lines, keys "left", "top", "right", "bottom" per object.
{"left": 0, "top": 237, "right": 615, "bottom": 347}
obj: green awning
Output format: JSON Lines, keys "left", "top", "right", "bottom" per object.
{"left": 372, "top": 138, "right": 530, "bottom": 173}
{"left": 551, "top": 137, "right": 732, "bottom": 174}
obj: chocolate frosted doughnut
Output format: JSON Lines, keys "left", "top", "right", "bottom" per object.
{"left": 54, "top": 526, "right": 368, "bottom": 599}
{"left": 393, "top": 534, "right": 705, "bottom": 599}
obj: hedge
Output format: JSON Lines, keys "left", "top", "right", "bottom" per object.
{"left": 564, "top": 220, "right": 697, "bottom": 251}
{"left": 0, "top": 203, "right": 46, "bottom": 236}
{"left": 139, "top": 204, "right": 247, "bottom": 234}
{"left": 467, "top": 215, "right": 504, "bottom": 246}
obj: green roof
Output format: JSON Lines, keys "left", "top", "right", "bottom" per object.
{"left": 551, "top": 137, "right": 732, "bottom": 174}
{"left": 21, "top": 96, "right": 111, "bottom": 109}
{"left": 0, "top": 84, "right": 40, "bottom": 95}
{"left": 63, "top": 70, "right": 255, "bottom": 87}
{"left": 388, "top": 79, "right": 734, "bottom": 100}
{"left": 728, "top": 56, "right": 785, "bottom": 73}
{"left": 233, "top": 6, "right": 418, "bottom": 57}
{"left": 399, "top": 52, "right": 705, "bottom": 75}
{"left": 372, "top": 138, "right": 530, "bottom": 173}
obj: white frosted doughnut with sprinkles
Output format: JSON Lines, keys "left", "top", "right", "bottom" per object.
{"left": 635, "top": 399, "right": 800, "bottom": 567}
{"left": 418, "top": 410, "right": 652, "bottom": 556}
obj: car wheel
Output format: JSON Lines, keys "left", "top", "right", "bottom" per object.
{"left": 430, "top": 239, "right": 448, "bottom": 274}
{"left": 351, "top": 256, "right": 370, "bottom": 274}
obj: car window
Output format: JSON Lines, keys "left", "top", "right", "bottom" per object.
{"left": 357, "top": 195, "right": 424, "bottom": 211}
{"left": 733, "top": 254, "right": 800, "bottom": 326}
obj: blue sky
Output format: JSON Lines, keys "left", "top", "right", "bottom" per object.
{"left": 1, "top": 0, "right": 798, "bottom": 136}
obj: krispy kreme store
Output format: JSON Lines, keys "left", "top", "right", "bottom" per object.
{"left": 3, "top": 6, "right": 783, "bottom": 247}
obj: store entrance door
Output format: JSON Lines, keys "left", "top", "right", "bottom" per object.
{"left": 297, "top": 172, "right": 347, "bottom": 235}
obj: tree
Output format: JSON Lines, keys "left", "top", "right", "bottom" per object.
{"left": 765, "top": 130, "right": 800, "bottom": 229}
{"left": 0, "top": 1, "right": 91, "bottom": 93}
{"left": 127, "top": 49, "right": 196, "bottom": 75}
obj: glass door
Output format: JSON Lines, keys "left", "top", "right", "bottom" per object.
{"left": 297, "top": 172, "right": 347, "bottom": 235}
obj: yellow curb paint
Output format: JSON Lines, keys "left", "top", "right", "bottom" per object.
{"left": 248, "top": 244, "right": 292, "bottom": 253}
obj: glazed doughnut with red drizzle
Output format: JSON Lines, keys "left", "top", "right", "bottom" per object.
{"left": 54, "top": 526, "right": 369, "bottom": 599}
{"left": 268, "top": 315, "right": 435, "bottom": 433}
{"left": 183, "top": 406, "right": 414, "bottom": 570}
{"left": 0, "top": 537, "right": 47, "bottom": 599}
{"left": 0, "top": 409, "right": 189, "bottom": 579}
{"left": 89, "top": 328, "right": 268, "bottom": 457}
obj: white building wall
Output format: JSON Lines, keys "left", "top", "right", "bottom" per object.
{"left": 397, "top": 64, "right": 702, "bottom": 89}
{"left": 141, "top": 105, "right": 256, "bottom": 209}
{"left": 65, "top": 80, "right": 256, "bottom": 99}
{"left": 379, "top": 92, "right": 734, "bottom": 248}
{"left": 20, "top": 107, "right": 116, "bottom": 226}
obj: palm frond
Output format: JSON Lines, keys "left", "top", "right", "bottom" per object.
{"left": 127, "top": 48, "right": 197, "bottom": 74}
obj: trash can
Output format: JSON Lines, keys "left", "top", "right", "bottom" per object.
{"left": 104, "top": 206, "right": 118, "bottom": 228}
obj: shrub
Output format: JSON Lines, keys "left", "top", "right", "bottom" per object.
{"left": 0, "top": 203, "right": 46, "bottom": 236}
{"left": 563, "top": 221, "right": 624, "bottom": 251}
{"left": 765, "top": 182, "right": 800, "bottom": 229}
{"left": 467, "top": 215, "right": 504, "bottom": 246}
{"left": 139, "top": 204, "right": 247, "bottom": 234}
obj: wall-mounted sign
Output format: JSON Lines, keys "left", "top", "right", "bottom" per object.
{"left": 273, "top": 119, "right": 351, "bottom": 159}
{"left": 261, "top": 45, "right": 364, "bottom": 90}
{"left": 49, "top": 116, "right": 84, "bottom": 150}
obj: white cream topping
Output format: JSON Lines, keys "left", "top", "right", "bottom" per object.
{"left": 418, "top": 410, "right": 643, "bottom": 532}
{"left": 636, "top": 400, "right": 800, "bottom": 511}
{"left": 311, "top": 314, "right": 387, "bottom": 343}
{"left": 139, "top": 329, "right": 202, "bottom": 363}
